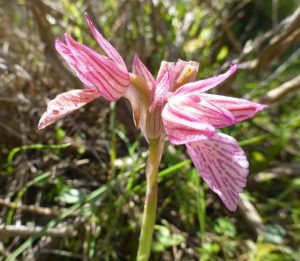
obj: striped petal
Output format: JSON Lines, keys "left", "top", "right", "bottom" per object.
{"left": 149, "top": 61, "right": 173, "bottom": 112}
{"left": 65, "top": 34, "right": 130, "bottom": 101}
{"left": 169, "top": 59, "right": 199, "bottom": 92}
{"left": 186, "top": 132, "right": 249, "bottom": 211}
{"left": 84, "top": 13, "right": 127, "bottom": 70}
{"left": 174, "top": 64, "right": 237, "bottom": 96}
{"left": 156, "top": 61, "right": 174, "bottom": 85}
{"left": 199, "top": 93, "right": 267, "bottom": 122}
{"left": 55, "top": 39, "right": 93, "bottom": 87}
{"left": 132, "top": 54, "right": 155, "bottom": 93}
{"left": 162, "top": 97, "right": 215, "bottom": 145}
{"left": 164, "top": 94, "right": 236, "bottom": 132}
{"left": 38, "top": 88, "right": 100, "bottom": 129}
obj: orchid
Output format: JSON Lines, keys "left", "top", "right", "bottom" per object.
{"left": 39, "top": 14, "right": 266, "bottom": 261}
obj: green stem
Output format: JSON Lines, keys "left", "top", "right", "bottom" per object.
{"left": 136, "top": 138, "right": 164, "bottom": 261}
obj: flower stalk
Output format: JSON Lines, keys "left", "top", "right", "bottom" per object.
{"left": 136, "top": 137, "right": 164, "bottom": 261}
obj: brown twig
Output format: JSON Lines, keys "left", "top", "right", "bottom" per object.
{"left": 0, "top": 224, "right": 75, "bottom": 238}
{"left": 228, "top": 6, "right": 300, "bottom": 71}
{"left": 258, "top": 75, "right": 300, "bottom": 103}
{"left": 238, "top": 193, "right": 265, "bottom": 238}
{"left": 0, "top": 198, "right": 78, "bottom": 217}
{"left": 254, "top": 163, "right": 300, "bottom": 182}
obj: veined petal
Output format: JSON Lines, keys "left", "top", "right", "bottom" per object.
{"left": 65, "top": 34, "right": 130, "bottom": 101}
{"left": 169, "top": 59, "right": 199, "bottom": 91}
{"left": 156, "top": 60, "right": 174, "bottom": 85}
{"left": 55, "top": 39, "right": 93, "bottom": 87}
{"left": 174, "top": 64, "right": 237, "bottom": 96}
{"left": 199, "top": 93, "right": 267, "bottom": 122}
{"left": 38, "top": 88, "right": 100, "bottom": 129}
{"left": 149, "top": 70, "right": 170, "bottom": 112}
{"left": 165, "top": 94, "right": 236, "bottom": 130}
{"left": 150, "top": 59, "right": 199, "bottom": 112}
{"left": 186, "top": 132, "right": 249, "bottom": 211}
{"left": 132, "top": 54, "right": 155, "bottom": 93}
{"left": 162, "top": 98, "right": 215, "bottom": 145}
{"left": 84, "top": 13, "right": 127, "bottom": 70}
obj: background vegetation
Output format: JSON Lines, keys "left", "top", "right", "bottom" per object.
{"left": 0, "top": 0, "right": 300, "bottom": 260}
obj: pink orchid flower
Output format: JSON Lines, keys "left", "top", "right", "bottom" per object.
{"left": 39, "top": 14, "right": 266, "bottom": 211}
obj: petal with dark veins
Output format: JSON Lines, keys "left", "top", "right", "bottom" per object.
{"left": 38, "top": 88, "right": 100, "bottom": 129}
{"left": 64, "top": 34, "right": 130, "bottom": 101}
{"left": 186, "top": 132, "right": 249, "bottom": 211}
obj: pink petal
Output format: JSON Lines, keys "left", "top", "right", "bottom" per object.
{"left": 162, "top": 97, "right": 215, "bottom": 145}
{"left": 199, "top": 93, "right": 267, "bottom": 122}
{"left": 150, "top": 60, "right": 199, "bottom": 112}
{"left": 164, "top": 94, "right": 236, "bottom": 130}
{"left": 55, "top": 39, "right": 94, "bottom": 87}
{"left": 149, "top": 69, "right": 170, "bottom": 112}
{"left": 168, "top": 59, "right": 199, "bottom": 92}
{"left": 132, "top": 54, "right": 155, "bottom": 93}
{"left": 173, "top": 64, "right": 237, "bottom": 96}
{"left": 84, "top": 13, "right": 127, "bottom": 71}
{"left": 156, "top": 61, "right": 174, "bottom": 85}
{"left": 186, "top": 132, "right": 249, "bottom": 211}
{"left": 64, "top": 34, "right": 129, "bottom": 101}
{"left": 38, "top": 88, "right": 100, "bottom": 129}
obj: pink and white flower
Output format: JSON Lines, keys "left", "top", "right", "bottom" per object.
{"left": 39, "top": 14, "right": 266, "bottom": 211}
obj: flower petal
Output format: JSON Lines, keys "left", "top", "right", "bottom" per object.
{"left": 156, "top": 60, "right": 174, "bottom": 85}
{"left": 165, "top": 94, "right": 236, "bottom": 130}
{"left": 169, "top": 59, "right": 199, "bottom": 91}
{"left": 162, "top": 98, "right": 215, "bottom": 145}
{"left": 186, "top": 132, "right": 249, "bottom": 211}
{"left": 84, "top": 13, "right": 127, "bottom": 70}
{"left": 55, "top": 39, "right": 93, "bottom": 87}
{"left": 132, "top": 54, "right": 155, "bottom": 93}
{"left": 174, "top": 64, "right": 237, "bottom": 96}
{"left": 149, "top": 61, "right": 173, "bottom": 112}
{"left": 199, "top": 93, "right": 267, "bottom": 122}
{"left": 38, "top": 88, "right": 100, "bottom": 129}
{"left": 150, "top": 60, "right": 199, "bottom": 112}
{"left": 65, "top": 34, "right": 130, "bottom": 101}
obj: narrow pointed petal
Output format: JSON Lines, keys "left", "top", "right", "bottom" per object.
{"left": 199, "top": 93, "right": 267, "bottom": 122}
{"left": 132, "top": 54, "right": 155, "bottom": 93}
{"left": 164, "top": 94, "right": 236, "bottom": 131}
{"left": 186, "top": 132, "right": 249, "bottom": 211}
{"left": 149, "top": 70, "right": 170, "bottom": 112}
{"left": 65, "top": 34, "right": 130, "bottom": 101}
{"left": 156, "top": 61, "right": 174, "bottom": 85}
{"left": 174, "top": 64, "right": 237, "bottom": 96}
{"left": 84, "top": 13, "right": 127, "bottom": 70}
{"left": 55, "top": 39, "right": 93, "bottom": 87}
{"left": 162, "top": 98, "right": 215, "bottom": 145}
{"left": 38, "top": 88, "right": 100, "bottom": 129}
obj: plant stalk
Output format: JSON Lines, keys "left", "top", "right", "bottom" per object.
{"left": 136, "top": 137, "right": 164, "bottom": 261}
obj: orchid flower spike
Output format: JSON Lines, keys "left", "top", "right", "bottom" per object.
{"left": 39, "top": 15, "right": 267, "bottom": 211}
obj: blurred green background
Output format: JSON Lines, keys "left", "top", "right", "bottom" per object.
{"left": 0, "top": 0, "right": 300, "bottom": 260}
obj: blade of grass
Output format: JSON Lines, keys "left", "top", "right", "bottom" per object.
{"left": 7, "top": 143, "right": 70, "bottom": 165}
